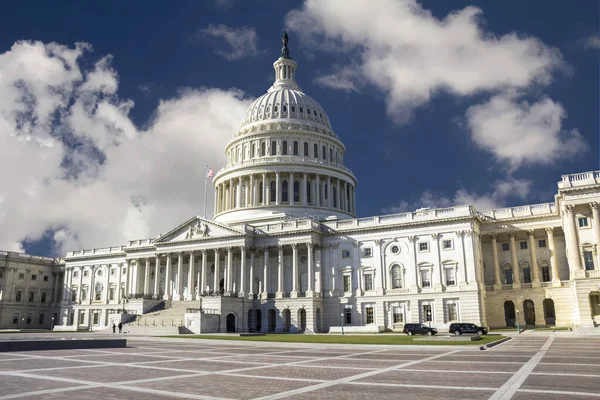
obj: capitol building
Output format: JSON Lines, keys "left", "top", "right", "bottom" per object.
{"left": 1, "top": 35, "right": 600, "bottom": 334}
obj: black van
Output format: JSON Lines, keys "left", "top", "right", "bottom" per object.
{"left": 403, "top": 323, "right": 437, "bottom": 336}
{"left": 449, "top": 323, "right": 488, "bottom": 335}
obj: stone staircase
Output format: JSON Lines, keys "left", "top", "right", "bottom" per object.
{"left": 124, "top": 300, "right": 200, "bottom": 335}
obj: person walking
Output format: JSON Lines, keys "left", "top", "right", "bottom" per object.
{"left": 118, "top": 322, "right": 123, "bottom": 334}
{"left": 112, "top": 323, "right": 116, "bottom": 333}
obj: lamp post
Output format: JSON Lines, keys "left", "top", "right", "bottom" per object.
{"left": 515, "top": 309, "right": 520, "bottom": 334}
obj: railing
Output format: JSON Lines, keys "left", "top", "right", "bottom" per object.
{"left": 586, "top": 270, "right": 600, "bottom": 278}
{"left": 0, "top": 250, "right": 59, "bottom": 263}
{"left": 215, "top": 156, "right": 356, "bottom": 179}
{"left": 67, "top": 246, "right": 125, "bottom": 257}
{"left": 558, "top": 171, "right": 600, "bottom": 189}
{"left": 185, "top": 308, "right": 220, "bottom": 314}
{"left": 561, "top": 281, "right": 571, "bottom": 287}
{"left": 485, "top": 285, "right": 494, "bottom": 291}
{"left": 540, "top": 282, "right": 553, "bottom": 288}
{"left": 478, "top": 202, "right": 557, "bottom": 220}
{"left": 520, "top": 283, "right": 532, "bottom": 289}
{"left": 502, "top": 284, "right": 513, "bottom": 290}
{"left": 126, "top": 238, "right": 155, "bottom": 247}
{"left": 386, "top": 288, "right": 411, "bottom": 295}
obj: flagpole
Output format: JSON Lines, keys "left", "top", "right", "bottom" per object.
{"left": 203, "top": 165, "right": 208, "bottom": 218}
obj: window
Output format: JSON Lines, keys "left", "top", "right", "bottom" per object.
{"left": 391, "top": 265, "right": 403, "bottom": 289}
{"left": 307, "top": 108, "right": 311, "bottom": 115}
{"left": 282, "top": 105, "right": 287, "bottom": 112}
{"left": 261, "top": 142, "right": 266, "bottom": 156}
{"left": 504, "top": 268, "right": 513, "bottom": 284}
{"left": 341, "top": 250, "right": 350, "bottom": 258}
{"left": 421, "top": 270, "right": 431, "bottom": 287}
{"left": 324, "top": 184, "right": 328, "bottom": 200}
{"left": 31, "top": 274, "right": 37, "bottom": 281}
{"left": 79, "top": 311, "right": 85, "bottom": 325}
{"left": 282, "top": 140, "right": 288, "bottom": 155}
{"left": 304, "top": 142, "right": 309, "bottom": 156}
{"left": 584, "top": 251, "right": 595, "bottom": 271}
{"left": 251, "top": 143, "right": 256, "bottom": 158}
{"left": 109, "top": 285, "right": 116, "bottom": 301}
{"left": 71, "top": 286, "right": 77, "bottom": 302}
{"left": 293, "top": 141, "right": 298, "bottom": 155}
{"left": 93, "top": 312, "right": 99, "bottom": 325}
{"left": 322, "top": 145, "right": 326, "bottom": 160}
{"left": 82, "top": 286, "right": 88, "bottom": 301}
{"left": 26, "top": 313, "right": 32, "bottom": 325}
{"left": 121, "top": 284, "right": 126, "bottom": 298}
{"left": 271, "top": 141, "right": 277, "bottom": 155}
{"left": 523, "top": 267, "right": 532, "bottom": 284}
{"left": 293, "top": 181, "right": 300, "bottom": 202}
{"left": 270, "top": 181, "right": 276, "bottom": 202}
{"left": 111, "top": 268, "right": 116, "bottom": 276}
{"left": 18, "top": 273, "right": 25, "bottom": 280}
{"left": 365, "top": 307, "right": 374, "bottom": 324}
{"left": 274, "top": 105, "right": 278, "bottom": 113}
{"left": 501, "top": 243, "right": 510, "bottom": 251}
{"left": 84, "top": 270, "right": 89, "bottom": 277}
{"left": 282, "top": 180, "right": 289, "bottom": 202}
{"left": 39, "top": 313, "right": 45, "bottom": 325}
{"left": 538, "top": 239, "right": 547, "bottom": 248}
{"left": 15, "top": 289, "right": 22, "bottom": 302}
{"left": 364, "top": 274, "right": 374, "bottom": 291}
{"left": 13, "top": 313, "right": 19, "bottom": 325}
{"left": 391, "top": 245, "right": 400, "bottom": 254}
{"left": 329, "top": 148, "right": 333, "bottom": 162}
{"left": 344, "top": 307, "right": 352, "bottom": 324}
{"left": 343, "top": 275, "right": 351, "bottom": 292}
{"left": 578, "top": 217, "right": 589, "bottom": 228}
{"left": 393, "top": 306, "right": 404, "bottom": 324}
{"left": 29, "top": 291, "right": 35, "bottom": 302}
{"left": 43, "top": 275, "right": 48, "bottom": 281}
{"left": 442, "top": 240, "right": 453, "bottom": 250}
{"left": 445, "top": 268, "right": 456, "bottom": 286}
{"left": 306, "top": 181, "right": 311, "bottom": 203}
{"left": 541, "top": 265, "right": 551, "bottom": 282}
{"left": 41, "top": 292, "right": 47, "bottom": 303}
{"left": 362, "top": 247, "right": 372, "bottom": 257}
{"left": 447, "top": 303, "right": 458, "bottom": 321}
{"left": 423, "top": 304, "right": 432, "bottom": 322}
{"left": 419, "top": 242, "right": 429, "bottom": 252}
{"left": 520, "top": 241, "right": 528, "bottom": 250}
{"left": 313, "top": 143, "right": 318, "bottom": 158}
{"left": 291, "top": 106, "right": 295, "bottom": 112}
{"left": 259, "top": 182, "right": 264, "bottom": 204}
{"left": 122, "top": 267, "right": 126, "bottom": 275}
{"left": 95, "top": 283, "right": 102, "bottom": 301}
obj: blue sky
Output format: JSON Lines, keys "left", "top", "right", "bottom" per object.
{"left": 0, "top": 0, "right": 597, "bottom": 257}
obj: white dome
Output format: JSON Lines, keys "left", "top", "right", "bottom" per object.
{"left": 240, "top": 88, "right": 332, "bottom": 131}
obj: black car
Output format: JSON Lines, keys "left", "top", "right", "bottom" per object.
{"left": 403, "top": 323, "right": 438, "bottom": 336}
{"left": 449, "top": 323, "right": 488, "bottom": 335}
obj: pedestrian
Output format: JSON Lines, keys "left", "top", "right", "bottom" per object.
{"left": 112, "top": 323, "right": 116, "bottom": 333}
{"left": 118, "top": 322, "right": 123, "bottom": 333}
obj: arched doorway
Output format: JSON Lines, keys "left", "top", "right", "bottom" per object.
{"left": 219, "top": 278, "right": 225, "bottom": 295}
{"left": 256, "top": 310, "right": 262, "bottom": 332}
{"left": 268, "top": 309, "right": 276, "bottom": 332}
{"left": 543, "top": 299, "right": 556, "bottom": 326}
{"left": 226, "top": 313, "right": 236, "bottom": 333}
{"left": 282, "top": 309, "right": 291, "bottom": 332}
{"left": 247, "top": 309, "right": 254, "bottom": 332}
{"left": 298, "top": 308, "right": 306, "bottom": 332}
{"left": 523, "top": 300, "right": 535, "bottom": 327}
{"left": 316, "top": 308, "right": 322, "bottom": 333}
{"left": 504, "top": 301, "right": 516, "bottom": 327}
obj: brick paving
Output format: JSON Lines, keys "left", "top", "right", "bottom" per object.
{"left": 0, "top": 334, "right": 599, "bottom": 399}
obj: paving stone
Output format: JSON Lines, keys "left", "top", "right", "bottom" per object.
{"left": 521, "top": 374, "right": 600, "bottom": 394}
{"left": 0, "top": 375, "right": 83, "bottom": 397}
{"left": 356, "top": 370, "right": 509, "bottom": 388}
{"left": 27, "top": 364, "right": 187, "bottom": 383}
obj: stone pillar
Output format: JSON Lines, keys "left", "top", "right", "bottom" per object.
{"left": 373, "top": 239, "right": 384, "bottom": 295}
{"left": 527, "top": 230, "right": 540, "bottom": 287}
{"left": 187, "top": 252, "right": 195, "bottom": 300}
{"left": 144, "top": 258, "right": 150, "bottom": 296}
{"left": 248, "top": 249, "right": 255, "bottom": 298}
{"left": 491, "top": 234, "right": 502, "bottom": 289}
{"left": 153, "top": 255, "right": 160, "bottom": 299}
{"left": 201, "top": 250, "right": 207, "bottom": 294}
{"left": 214, "top": 249, "right": 220, "bottom": 295}
{"left": 431, "top": 233, "right": 443, "bottom": 290}
{"left": 315, "top": 175, "right": 320, "bottom": 207}
{"left": 546, "top": 227, "right": 560, "bottom": 285}
{"left": 125, "top": 261, "right": 131, "bottom": 297}
{"left": 276, "top": 172, "right": 281, "bottom": 205}
{"left": 262, "top": 173, "right": 267, "bottom": 205}
{"left": 163, "top": 255, "right": 171, "bottom": 300}
{"left": 239, "top": 246, "right": 246, "bottom": 296}
{"left": 315, "top": 245, "right": 322, "bottom": 295}
{"left": 174, "top": 252, "right": 183, "bottom": 300}
{"left": 327, "top": 176, "right": 331, "bottom": 208}
{"left": 116, "top": 263, "right": 122, "bottom": 303}
{"left": 306, "top": 244, "right": 314, "bottom": 297}
{"left": 289, "top": 172, "right": 294, "bottom": 205}
{"left": 302, "top": 173, "right": 307, "bottom": 206}
{"left": 565, "top": 204, "right": 583, "bottom": 276}
{"left": 228, "top": 179, "right": 233, "bottom": 209}
{"left": 291, "top": 244, "right": 298, "bottom": 298}
{"left": 262, "top": 247, "right": 269, "bottom": 299}
{"left": 249, "top": 175, "right": 254, "bottom": 207}
{"left": 276, "top": 245, "right": 284, "bottom": 299}
{"left": 591, "top": 202, "right": 600, "bottom": 269}
{"left": 226, "top": 248, "right": 233, "bottom": 294}
{"left": 236, "top": 178, "right": 242, "bottom": 208}
{"left": 508, "top": 232, "right": 521, "bottom": 289}
{"left": 336, "top": 179, "right": 341, "bottom": 209}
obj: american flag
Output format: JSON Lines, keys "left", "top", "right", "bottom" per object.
{"left": 206, "top": 167, "right": 215, "bottom": 178}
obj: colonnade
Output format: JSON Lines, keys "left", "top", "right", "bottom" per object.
{"left": 214, "top": 172, "right": 355, "bottom": 215}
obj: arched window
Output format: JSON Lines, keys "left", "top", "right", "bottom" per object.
{"left": 261, "top": 142, "right": 266, "bottom": 157}
{"left": 282, "top": 180, "right": 289, "bottom": 202}
{"left": 282, "top": 141, "right": 288, "bottom": 155}
{"left": 307, "top": 108, "right": 311, "bottom": 116}
{"left": 322, "top": 145, "right": 326, "bottom": 160}
{"left": 274, "top": 105, "right": 278, "bottom": 113}
{"left": 306, "top": 181, "right": 311, "bottom": 203}
{"left": 251, "top": 143, "right": 256, "bottom": 158}
{"left": 391, "top": 265, "right": 403, "bottom": 289}
{"left": 503, "top": 264, "right": 513, "bottom": 285}
{"left": 271, "top": 141, "right": 277, "bottom": 155}
{"left": 304, "top": 142, "right": 309, "bottom": 156}
{"left": 293, "top": 141, "right": 299, "bottom": 155}
{"left": 283, "top": 105, "right": 287, "bottom": 112}
{"left": 258, "top": 182, "right": 263, "bottom": 204}
{"left": 294, "top": 180, "right": 300, "bottom": 202}
{"left": 314, "top": 143, "right": 318, "bottom": 158}
{"left": 94, "top": 283, "right": 102, "bottom": 301}
{"left": 329, "top": 148, "right": 333, "bottom": 162}
{"left": 270, "top": 181, "right": 276, "bottom": 203}
{"left": 333, "top": 189, "right": 337, "bottom": 208}
{"left": 324, "top": 184, "right": 328, "bottom": 200}
{"left": 291, "top": 105, "right": 295, "bottom": 112}
{"left": 300, "top": 106, "right": 303, "bottom": 113}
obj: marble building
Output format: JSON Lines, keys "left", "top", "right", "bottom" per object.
{"left": 1, "top": 34, "right": 599, "bottom": 333}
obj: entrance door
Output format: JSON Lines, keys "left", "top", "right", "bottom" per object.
{"left": 226, "top": 313, "right": 236, "bottom": 332}
{"left": 543, "top": 299, "right": 556, "bottom": 326}
{"left": 316, "top": 308, "right": 321, "bottom": 333}
{"left": 219, "top": 278, "right": 225, "bottom": 295}
{"left": 247, "top": 309, "right": 254, "bottom": 332}
{"left": 268, "top": 309, "right": 276, "bottom": 332}
{"left": 299, "top": 309, "right": 306, "bottom": 332}
{"left": 283, "top": 309, "right": 291, "bottom": 332}
{"left": 523, "top": 300, "right": 536, "bottom": 327}
{"left": 256, "top": 310, "right": 262, "bottom": 332}
{"left": 504, "top": 301, "right": 516, "bottom": 327}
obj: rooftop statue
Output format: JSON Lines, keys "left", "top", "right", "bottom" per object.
{"left": 281, "top": 30, "right": 291, "bottom": 59}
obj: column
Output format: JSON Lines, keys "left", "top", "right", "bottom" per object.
{"left": 187, "top": 252, "right": 195, "bottom": 300}
{"left": 262, "top": 173, "right": 267, "bottom": 205}
{"left": 336, "top": 179, "right": 341, "bottom": 209}
{"left": 163, "top": 254, "right": 171, "bottom": 300}
{"left": 591, "top": 202, "right": 600, "bottom": 269}
{"left": 125, "top": 261, "right": 131, "bottom": 297}
{"left": 239, "top": 246, "right": 246, "bottom": 296}
{"left": 201, "top": 250, "right": 207, "bottom": 294}
{"left": 341, "top": 181, "right": 346, "bottom": 211}
{"left": 546, "top": 227, "right": 560, "bottom": 285}
{"left": 116, "top": 263, "right": 122, "bottom": 303}
{"left": 289, "top": 172, "right": 294, "bottom": 205}
{"left": 431, "top": 234, "right": 443, "bottom": 289}
{"left": 153, "top": 255, "right": 160, "bottom": 298}
{"left": 226, "top": 248, "right": 233, "bottom": 294}
{"left": 327, "top": 176, "right": 331, "bottom": 208}
{"left": 175, "top": 252, "right": 183, "bottom": 300}
{"left": 315, "top": 175, "right": 320, "bottom": 206}
{"left": 527, "top": 230, "right": 540, "bottom": 287}
{"left": 302, "top": 173, "right": 307, "bottom": 206}
{"left": 228, "top": 179, "right": 233, "bottom": 209}
{"left": 248, "top": 249, "right": 255, "bottom": 298}
{"left": 291, "top": 244, "right": 298, "bottom": 297}
{"left": 276, "top": 245, "right": 284, "bottom": 298}
{"left": 276, "top": 172, "right": 281, "bottom": 205}
{"left": 144, "top": 258, "right": 150, "bottom": 296}
{"left": 565, "top": 204, "right": 582, "bottom": 274}
{"left": 249, "top": 175, "right": 254, "bottom": 207}
{"left": 508, "top": 232, "right": 521, "bottom": 289}
{"left": 307, "top": 244, "right": 314, "bottom": 297}
{"left": 262, "top": 247, "right": 269, "bottom": 299}
{"left": 213, "top": 249, "right": 220, "bottom": 295}
{"left": 491, "top": 234, "right": 502, "bottom": 289}
{"left": 315, "top": 245, "right": 322, "bottom": 295}
{"left": 236, "top": 178, "right": 242, "bottom": 208}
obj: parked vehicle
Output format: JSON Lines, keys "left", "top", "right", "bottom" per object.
{"left": 403, "top": 323, "right": 438, "bottom": 336}
{"left": 449, "top": 323, "right": 488, "bottom": 335}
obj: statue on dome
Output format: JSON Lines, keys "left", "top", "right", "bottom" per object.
{"left": 281, "top": 31, "right": 291, "bottom": 59}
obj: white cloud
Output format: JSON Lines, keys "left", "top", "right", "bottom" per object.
{"left": 199, "top": 24, "right": 260, "bottom": 60}
{"left": 466, "top": 91, "right": 587, "bottom": 170}
{"left": 0, "top": 40, "right": 252, "bottom": 255}
{"left": 382, "top": 178, "right": 532, "bottom": 214}
{"left": 583, "top": 33, "right": 600, "bottom": 49}
{"left": 286, "top": 0, "right": 564, "bottom": 122}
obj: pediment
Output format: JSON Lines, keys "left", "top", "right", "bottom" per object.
{"left": 154, "top": 216, "right": 244, "bottom": 244}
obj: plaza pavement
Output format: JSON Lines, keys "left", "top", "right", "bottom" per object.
{"left": 0, "top": 333, "right": 599, "bottom": 399}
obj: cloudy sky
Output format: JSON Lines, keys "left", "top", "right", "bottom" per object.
{"left": 0, "top": 0, "right": 598, "bottom": 257}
